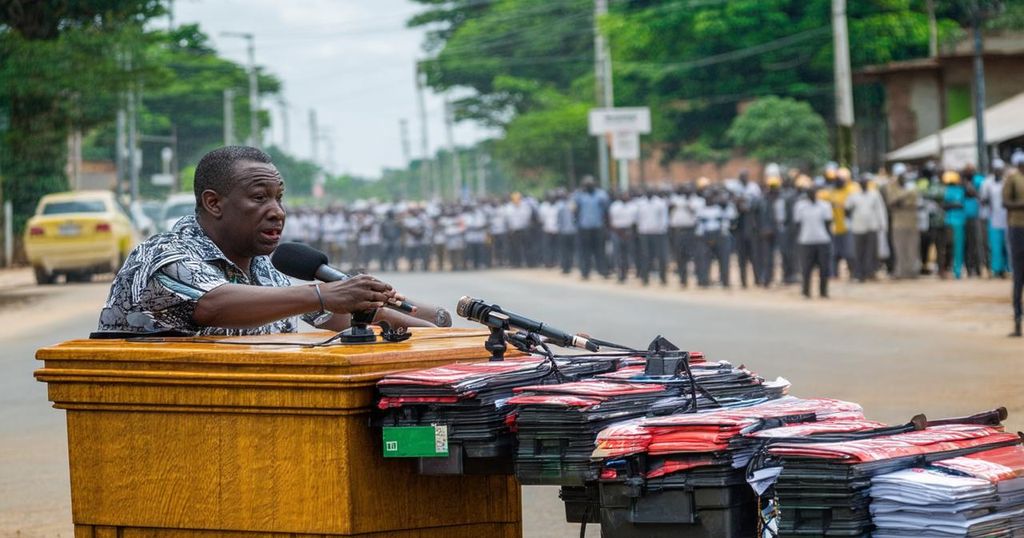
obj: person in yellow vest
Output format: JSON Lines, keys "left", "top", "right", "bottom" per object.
{"left": 819, "top": 167, "right": 861, "bottom": 279}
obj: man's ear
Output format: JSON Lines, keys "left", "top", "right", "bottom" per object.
{"left": 200, "top": 189, "right": 224, "bottom": 219}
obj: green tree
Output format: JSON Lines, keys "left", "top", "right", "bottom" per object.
{"left": 495, "top": 96, "right": 593, "bottom": 186}
{"left": 265, "top": 145, "right": 317, "bottom": 200}
{"left": 138, "top": 25, "right": 280, "bottom": 173}
{"left": 83, "top": 24, "right": 282, "bottom": 199}
{"left": 412, "top": 0, "right": 593, "bottom": 123}
{"left": 408, "top": 0, "right": 977, "bottom": 178}
{"left": 409, "top": 0, "right": 595, "bottom": 184}
{"left": 0, "top": 1, "right": 166, "bottom": 233}
{"left": 606, "top": 0, "right": 962, "bottom": 159}
{"left": 726, "top": 96, "right": 830, "bottom": 170}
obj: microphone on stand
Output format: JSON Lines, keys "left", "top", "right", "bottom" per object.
{"left": 456, "top": 296, "right": 599, "bottom": 352}
{"left": 271, "top": 242, "right": 452, "bottom": 327}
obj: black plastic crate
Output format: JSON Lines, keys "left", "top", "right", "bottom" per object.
{"left": 416, "top": 442, "right": 514, "bottom": 475}
{"left": 515, "top": 459, "right": 597, "bottom": 486}
{"left": 598, "top": 478, "right": 757, "bottom": 538}
{"left": 777, "top": 506, "right": 872, "bottom": 534}
{"left": 561, "top": 485, "right": 601, "bottom": 523}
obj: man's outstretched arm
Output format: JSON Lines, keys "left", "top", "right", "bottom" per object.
{"left": 193, "top": 274, "right": 397, "bottom": 329}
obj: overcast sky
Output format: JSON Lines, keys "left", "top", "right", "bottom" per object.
{"left": 174, "top": 0, "right": 497, "bottom": 177}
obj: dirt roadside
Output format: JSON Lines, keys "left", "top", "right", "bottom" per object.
{"left": 504, "top": 268, "right": 1021, "bottom": 347}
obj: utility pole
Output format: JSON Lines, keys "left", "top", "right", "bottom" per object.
{"left": 126, "top": 69, "right": 140, "bottom": 203}
{"left": 319, "top": 128, "right": 336, "bottom": 173}
{"left": 116, "top": 99, "right": 127, "bottom": 197}
{"left": 3, "top": 201, "right": 11, "bottom": 268}
{"left": 926, "top": 0, "right": 939, "bottom": 58}
{"left": 222, "top": 32, "right": 259, "bottom": 147}
{"left": 831, "top": 0, "right": 855, "bottom": 168}
{"left": 971, "top": 9, "right": 990, "bottom": 175}
{"left": 444, "top": 99, "right": 464, "bottom": 201}
{"left": 223, "top": 88, "right": 235, "bottom": 146}
{"left": 398, "top": 118, "right": 413, "bottom": 199}
{"left": 68, "top": 129, "right": 82, "bottom": 190}
{"left": 415, "top": 64, "right": 433, "bottom": 199}
{"left": 278, "top": 95, "right": 290, "bottom": 151}
{"left": 309, "top": 109, "right": 319, "bottom": 164}
{"left": 399, "top": 118, "right": 412, "bottom": 166}
{"left": 309, "top": 109, "right": 323, "bottom": 197}
{"left": 476, "top": 151, "right": 488, "bottom": 198}
{"left": 593, "top": 0, "right": 614, "bottom": 190}
{"left": 171, "top": 125, "right": 180, "bottom": 191}
{"left": 926, "top": 0, "right": 947, "bottom": 163}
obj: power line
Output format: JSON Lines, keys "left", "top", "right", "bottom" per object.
{"left": 619, "top": 27, "right": 832, "bottom": 71}
{"left": 434, "top": 14, "right": 594, "bottom": 54}
{"left": 427, "top": 0, "right": 733, "bottom": 55}
{"left": 425, "top": 27, "right": 830, "bottom": 71}
{"left": 239, "top": 0, "right": 587, "bottom": 45}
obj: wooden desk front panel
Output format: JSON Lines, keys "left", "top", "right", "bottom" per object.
{"left": 66, "top": 408, "right": 521, "bottom": 536}
{"left": 37, "top": 329, "right": 523, "bottom": 537}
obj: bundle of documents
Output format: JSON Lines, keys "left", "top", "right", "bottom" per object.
{"left": 871, "top": 445, "right": 1024, "bottom": 537}
{"left": 592, "top": 397, "right": 865, "bottom": 476}
{"left": 589, "top": 398, "right": 861, "bottom": 538}
{"left": 595, "top": 360, "right": 790, "bottom": 412}
{"left": 508, "top": 380, "right": 683, "bottom": 485}
{"left": 767, "top": 424, "right": 1020, "bottom": 537}
{"left": 375, "top": 356, "right": 613, "bottom": 471}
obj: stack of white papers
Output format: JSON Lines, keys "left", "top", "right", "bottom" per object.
{"left": 871, "top": 465, "right": 1024, "bottom": 537}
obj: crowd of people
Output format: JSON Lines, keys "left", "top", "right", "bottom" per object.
{"left": 283, "top": 150, "right": 1024, "bottom": 334}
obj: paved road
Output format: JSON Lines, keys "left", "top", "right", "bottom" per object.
{"left": 1, "top": 269, "right": 1022, "bottom": 537}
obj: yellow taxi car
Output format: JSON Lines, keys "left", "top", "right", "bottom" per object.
{"left": 24, "top": 190, "right": 139, "bottom": 284}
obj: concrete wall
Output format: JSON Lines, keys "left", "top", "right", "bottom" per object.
{"left": 627, "top": 148, "right": 763, "bottom": 188}
{"left": 885, "top": 72, "right": 925, "bottom": 150}
{"left": 880, "top": 57, "right": 1024, "bottom": 153}
{"left": 77, "top": 161, "right": 117, "bottom": 191}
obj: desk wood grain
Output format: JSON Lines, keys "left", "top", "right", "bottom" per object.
{"left": 38, "top": 328, "right": 523, "bottom": 537}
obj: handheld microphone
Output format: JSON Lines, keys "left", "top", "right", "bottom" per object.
{"left": 271, "top": 243, "right": 452, "bottom": 327}
{"left": 456, "top": 296, "right": 599, "bottom": 352}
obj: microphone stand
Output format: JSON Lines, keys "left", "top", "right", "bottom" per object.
{"left": 481, "top": 310, "right": 511, "bottom": 362}
{"left": 336, "top": 309, "right": 378, "bottom": 344}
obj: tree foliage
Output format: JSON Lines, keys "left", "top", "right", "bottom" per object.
{"left": 606, "top": 0, "right": 960, "bottom": 160}
{"left": 726, "top": 96, "right": 830, "bottom": 170}
{"left": 409, "top": 0, "right": 595, "bottom": 184}
{"left": 0, "top": 1, "right": 165, "bottom": 232}
{"left": 406, "top": 0, "right": 996, "bottom": 183}
{"left": 0, "top": 4, "right": 285, "bottom": 234}
{"left": 0, "top": 0, "right": 164, "bottom": 39}
{"left": 97, "top": 24, "right": 281, "bottom": 198}
{"left": 494, "top": 85, "right": 595, "bottom": 184}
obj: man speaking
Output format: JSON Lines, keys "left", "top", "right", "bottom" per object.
{"left": 98, "top": 146, "right": 426, "bottom": 336}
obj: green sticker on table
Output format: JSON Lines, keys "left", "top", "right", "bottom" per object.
{"left": 383, "top": 425, "right": 449, "bottom": 457}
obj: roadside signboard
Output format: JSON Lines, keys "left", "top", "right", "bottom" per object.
{"left": 610, "top": 131, "right": 641, "bottom": 160}
{"left": 151, "top": 173, "right": 174, "bottom": 186}
{"left": 588, "top": 107, "right": 651, "bottom": 136}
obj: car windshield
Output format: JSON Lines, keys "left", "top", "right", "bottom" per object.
{"left": 141, "top": 203, "right": 162, "bottom": 221}
{"left": 164, "top": 203, "right": 195, "bottom": 220}
{"left": 42, "top": 200, "right": 107, "bottom": 215}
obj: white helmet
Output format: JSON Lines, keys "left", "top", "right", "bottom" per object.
{"left": 1012, "top": 149, "right": 1024, "bottom": 167}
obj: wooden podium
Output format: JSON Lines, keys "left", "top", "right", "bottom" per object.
{"left": 35, "top": 328, "right": 522, "bottom": 538}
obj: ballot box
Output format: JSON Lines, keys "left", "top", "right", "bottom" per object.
{"left": 34, "top": 328, "right": 522, "bottom": 538}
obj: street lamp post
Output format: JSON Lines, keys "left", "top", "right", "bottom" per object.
{"left": 221, "top": 32, "right": 260, "bottom": 147}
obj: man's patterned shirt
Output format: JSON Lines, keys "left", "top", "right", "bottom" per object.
{"left": 98, "top": 215, "right": 301, "bottom": 336}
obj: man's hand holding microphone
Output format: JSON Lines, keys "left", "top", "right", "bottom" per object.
{"left": 272, "top": 242, "right": 451, "bottom": 329}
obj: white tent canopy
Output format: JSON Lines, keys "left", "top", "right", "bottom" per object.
{"left": 886, "top": 91, "right": 1024, "bottom": 167}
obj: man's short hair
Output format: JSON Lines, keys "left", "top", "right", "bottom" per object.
{"left": 194, "top": 146, "right": 272, "bottom": 207}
